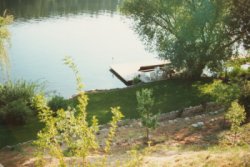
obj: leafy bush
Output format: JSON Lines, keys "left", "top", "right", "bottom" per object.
{"left": 48, "top": 95, "right": 71, "bottom": 111}
{"left": 199, "top": 80, "right": 240, "bottom": 108}
{"left": 0, "top": 80, "right": 40, "bottom": 125}
{"left": 228, "top": 67, "right": 250, "bottom": 81}
{"left": 225, "top": 101, "right": 246, "bottom": 145}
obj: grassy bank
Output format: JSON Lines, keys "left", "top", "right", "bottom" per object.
{"left": 87, "top": 79, "right": 210, "bottom": 124}
{"left": 0, "top": 79, "right": 210, "bottom": 148}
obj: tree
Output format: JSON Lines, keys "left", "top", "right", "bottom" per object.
{"left": 121, "top": 0, "right": 237, "bottom": 78}
{"left": 228, "top": 0, "right": 250, "bottom": 49}
{"left": 0, "top": 14, "right": 12, "bottom": 78}
{"left": 136, "top": 88, "right": 157, "bottom": 142}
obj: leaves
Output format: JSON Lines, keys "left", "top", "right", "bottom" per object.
{"left": 136, "top": 88, "right": 157, "bottom": 140}
{"left": 199, "top": 80, "right": 240, "bottom": 107}
{"left": 33, "top": 57, "right": 124, "bottom": 166}
{"left": 226, "top": 101, "right": 246, "bottom": 134}
{"left": 0, "top": 15, "right": 13, "bottom": 78}
{"left": 121, "top": 0, "right": 235, "bottom": 78}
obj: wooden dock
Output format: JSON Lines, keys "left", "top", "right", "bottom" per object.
{"left": 110, "top": 59, "right": 170, "bottom": 85}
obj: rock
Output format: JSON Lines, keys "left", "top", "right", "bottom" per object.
{"left": 158, "top": 111, "right": 179, "bottom": 121}
{"left": 195, "top": 115, "right": 202, "bottom": 119}
{"left": 191, "top": 121, "right": 204, "bottom": 128}
{"left": 138, "top": 121, "right": 142, "bottom": 127}
{"left": 184, "top": 117, "right": 190, "bottom": 121}
{"left": 0, "top": 163, "right": 3, "bottom": 167}
{"left": 168, "top": 120, "right": 174, "bottom": 124}
{"left": 191, "top": 123, "right": 199, "bottom": 128}
{"left": 197, "top": 122, "right": 204, "bottom": 126}
{"left": 159, "top": 122, "right": 165, "bottom": 126}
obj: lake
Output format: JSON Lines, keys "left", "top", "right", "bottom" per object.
{"left": 0, "top": 0, "right": 156, "bottom": 97}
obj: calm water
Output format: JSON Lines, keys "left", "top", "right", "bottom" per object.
{"left": 0, "top": 0, "right": 156, "bottom": 97}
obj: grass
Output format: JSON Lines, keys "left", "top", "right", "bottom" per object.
{"left": 86, "top": 79, "right": 210, "bottom": 124}
{"left": 0, "top": 79, "right": 210, "bottom": 148}
{"left": 0, "top": 117, "right": 43, "bottom": 148}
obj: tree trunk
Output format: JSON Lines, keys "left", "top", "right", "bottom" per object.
{"left": 186, "top": 63, "right": 205, "bottom": 79}
{"left": 146, "top": 127, "right": 149, "bottom": 142}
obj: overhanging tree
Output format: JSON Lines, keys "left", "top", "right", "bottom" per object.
{"left": 228, "top": 0, "right": 250, "bottom": 49}
{"left": 121, "top": 0, "right": 238, "bottom": 78}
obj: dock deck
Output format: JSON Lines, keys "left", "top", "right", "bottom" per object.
{"left": 110, "top": 59, "right": 170, "bottom": 85}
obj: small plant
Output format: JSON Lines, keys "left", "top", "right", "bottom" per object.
{"left": 104, "top": 107, "right": 124, "bottom": 154}
{"left": 225, "top": 101, "right": 246, "bottom": 145}
{"left": 136, "top": 88, "right": 157, "bottom": 142}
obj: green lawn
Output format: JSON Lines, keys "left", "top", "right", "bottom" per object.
{"left": 0, "top": 118, "right": 43, "bottom": 148}
{"left": 0, "top": 79, "right": 210, "bottom": 148}
{"left": 87, "top": 79, "right": 210, "bottom": 124}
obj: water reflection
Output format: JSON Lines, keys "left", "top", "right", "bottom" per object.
{"left": 2, "top": 0, "right": 155, "bottom": 97}
{"left": 0, "top": 0, "right": 121, "bottom": 20}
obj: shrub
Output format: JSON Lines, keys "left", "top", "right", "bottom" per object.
{"left": 225, "top": 101, "right": 246, "bottom": 145}
{"left": 199, "top": 80, "right": 240, "bottom": 109}
{"left": 0, "top": 99, "right": 32, "bottom": 125}
{"left": 228, "top": 66, "right": 249, "bottom": 81}
{"left": 48, "top": 95, "right": 70, "bottom": 111}
{"left": 0, "top": 80, "right": 40, "bottom": 125}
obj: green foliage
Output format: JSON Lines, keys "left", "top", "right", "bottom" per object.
{"left": 200, "top": 80, "right": 240, "bottom": 108}
{"left": 104, "top": 107, "right": 124, "bottom": 154}
{"left": 123, "top": 149, "right": 144, "bottom": 167}
{"left": 0, "top": 14, "right": 13, "bottom": 77}
{"left": 225, "top": 101, "right": 246, "bottom": 145}
{"left": 226, "top": 101, "right": 246, "bottom": 132}
{"left": 0, "top": 99, "right": 32, "bottom": 125}
{"left": 226, "top": 57, "right": 250, "bottom": 68}
{"left": 48, "top": 95, "right": 71, "bottom": 111}
{"left": 132, "top": 76, "right": 141, "bottom": 85}
{"left": 0, "top": 79, "right": 209, "bottom": 148}
{"left": 121, "top": 0, "right": 234, "bottom": 78}
{"left": 0, "top": 80, "right": 40, "bottom": 125}
{"left": 33, "top": 57, "right": 123, "bottom": 166}
{"left": 136, "top": 88, "right": 157, "bottom": 141}
{"left": 228, "top": 0, "right": 250, "bottom": 49}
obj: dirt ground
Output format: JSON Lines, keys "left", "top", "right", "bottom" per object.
{"left": 0, "top": 109, "right": 249, "bottom": 167}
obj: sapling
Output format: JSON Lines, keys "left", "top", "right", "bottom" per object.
{"left": 33, "top": 57, "right": 123, "bottom": 166}
{"left": 136, "top": 88, "right": 157, "bottom": 142}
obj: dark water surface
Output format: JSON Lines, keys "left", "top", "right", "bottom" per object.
{"left": 1, "top": 0, "right": 156, "bottom": 97}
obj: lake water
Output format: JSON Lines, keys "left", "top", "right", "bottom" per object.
{"left": 0, "top": 0, "right": 156, "bottom": 97}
